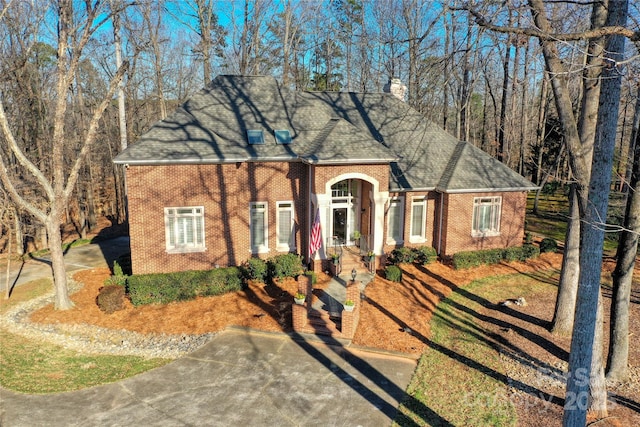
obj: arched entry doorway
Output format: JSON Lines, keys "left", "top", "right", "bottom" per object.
{"left": 311, "top": 171, "right": 387, "bottom": 262}
{"left": 330, "top": 179, "right": 361, "bottom": 246}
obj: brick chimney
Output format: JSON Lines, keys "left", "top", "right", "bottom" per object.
{"left": 383, "top": 78, "right": 407, "bottom": 101}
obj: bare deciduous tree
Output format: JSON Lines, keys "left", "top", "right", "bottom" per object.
{"left": 0, "top": 0, "right": 128, "bottom": 309}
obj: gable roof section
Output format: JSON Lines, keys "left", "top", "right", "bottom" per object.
{"left": 115, "top": 75, "right": 536, "bottom": 193}
{"left": 115, "top": 75, "right": 395, "bottom": 166}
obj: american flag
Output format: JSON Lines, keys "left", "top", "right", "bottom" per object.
{"left": 309, "top": 208, "right": 322, "bottom": 257}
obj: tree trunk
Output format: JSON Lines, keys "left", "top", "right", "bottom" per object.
{"left": 564, "top": 2, "right": 628, "bottom": 423}
{"left": 606, "top": 92, "right": 640, "bottom": 381}
{"left": 551, "top": 184, "right": 580, "bottom": 336}
{"left": 497, "top": 7, "right": 512, "bottom": 163}
{"left": 46, "top": 210, "right": 73, "bottom": 310}
{"left": 588, "top": 296, "right": 608, "bottom": 419}
{"left": 14, "top": 212, "right": 23, "bottom": 256}
{"left": 4, "top": 217, "right": 11, "bottom": 300}
{"left": 535, "top": 74, "right": 549, "bottom": 185}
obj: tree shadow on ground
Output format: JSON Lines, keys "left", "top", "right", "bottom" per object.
{"left": 240, "top": 275, "right": 451, "bottom": 425}
{"left": 363, "top": 296, "right": 565, "bottom": 408}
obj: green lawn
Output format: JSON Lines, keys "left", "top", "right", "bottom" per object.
{"left": 395, "top": 269, "right": 559, "bottom": 426}
{"left": 0, "top": 279, "right": 170, "bottom": 394}
{"left": 525, "top": 192, "right": 620, "bottom": 254}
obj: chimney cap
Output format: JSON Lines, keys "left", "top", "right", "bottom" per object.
{"left": 383, "top": 78, "right": 407, "bottom": 102}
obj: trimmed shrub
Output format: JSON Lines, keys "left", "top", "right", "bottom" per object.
{"left": 540, "top": 237, "right": 558, "bottom": 253}
{"left": 241, "top": 257, "right": 268, "bottom": 282}
{"left": 267, "top": 253, "right": 304, "bottom": 280}
{"left": 502, "top": 247, "right": 521, "bottom": 262}
{"left": 521, "top": 243, "right": 540, "bottom": 260}
{"left": 385, "top": 265, "right": 403, "bottom": 282}
{"left": 128, "top": 267, "right": 243, "bottom": 306}
{"left": 104, "top": 260, "right": 128, "bottom": 287}
{"left": 452, "top": 251, "right": 484, "bottom": 269}
{"left": 96, "top": 285, "right": 125, "bottom": 314}
{"left": 524, "top": 232, "right": 533, "bottom": 244}
{"left": 453, "top": 245, "right": 540, "bottom": 269}
{"left": 117, "top": 253, "right": 133, "bottom": 276}
{"left": 388, "top": 247, "right": 416, "bottom": 265}
{"left": 416, "top": 246, "right": 438, "bottom": 265}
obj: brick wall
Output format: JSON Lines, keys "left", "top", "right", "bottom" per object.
{"left": 440, "top": 191, "right": 526, "bottom": 256}
{"left": 127, "top": 160, "right": 528, "bottom": 274}
{"left": 127, "top": 162, "right": 308, "bottom": 274}
{"left": 312, "top": 164, "right": 389, "bottom": 193}
{"left": 382, "top": 191, "right": 438, "bottom": 254}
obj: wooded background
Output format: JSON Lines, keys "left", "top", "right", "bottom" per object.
{"left": 1, "top": 0, "right": 637, "bottom": 254}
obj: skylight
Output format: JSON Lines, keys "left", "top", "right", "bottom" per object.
{"left": 274, "top": 130, "right": 292, "bottom": 145}
{"left": 247, "top": 130, "right": 265, "bottom": 145}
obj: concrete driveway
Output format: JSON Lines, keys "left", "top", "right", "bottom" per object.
{"left": 0, "top": 236, "right": 130, "bottom": 292}
{"left": 0, "top": 328, "right": 417, "bottom": 426}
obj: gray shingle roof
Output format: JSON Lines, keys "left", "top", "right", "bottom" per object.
{"left": 114, "top": 75, "right": 537, "bottom": 192}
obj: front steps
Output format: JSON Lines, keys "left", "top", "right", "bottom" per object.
{"left": 292, "top": 274, "right": 362, "bottom": 340}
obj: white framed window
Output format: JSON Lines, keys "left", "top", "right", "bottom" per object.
{"left": 410, "top": 197, "right": 427, "bottom": 243}
{"left": 472, "top": 196, "right": 502, "bottom": 236}
{"left": 250, "top": 202, "right": 269, "bottom": 253}
{"left": 276, "top": 201, "right": 295, "bottom": 251}
{"left": 386, "top": 197, "right": 404, "bottom": 244}
{"left": 165, "top": 206, "right": 205, "bottom": 253}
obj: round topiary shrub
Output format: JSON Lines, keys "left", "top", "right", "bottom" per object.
{"left": 385, "top": 265, "right": 402, "bottom": 282}
{"left": 540, "top": 237, "right": 558, "bottom": 253}
{"left": 96, "top": 285, "right": 125, "bottom": 314}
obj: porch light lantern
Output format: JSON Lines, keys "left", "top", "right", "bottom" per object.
{"left": 351, "top": 268, "right": 357, "bottom": 282}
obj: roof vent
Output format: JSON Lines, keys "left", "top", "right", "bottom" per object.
{"left": 383, "top": 78, "right": 407, "bottom": 102}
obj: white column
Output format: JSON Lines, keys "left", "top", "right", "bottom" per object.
{"left": 372, "top": 191, "right": 389, "bottom": 255}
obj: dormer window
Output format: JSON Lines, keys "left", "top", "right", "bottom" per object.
{"left": 274, "top": 130, "right": 292, "bottom": 145}
{"left": 247, "top": 129, "right": 265, "bottom": 145}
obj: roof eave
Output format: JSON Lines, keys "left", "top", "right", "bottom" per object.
{"left": 440, "top": 186, "right": 540, "bottom": 193}
{"left": 300, "top": 157, "right": 396, "bottom": 165}
{"left": 389, "top": 187, "right": 437, "bottom": 192}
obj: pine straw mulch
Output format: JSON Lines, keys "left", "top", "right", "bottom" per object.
{"left": 30, "top": 253, "right": 563, "bottom": 355}
{"left": 26, "top": 252, "right": 640, "bottom": 424}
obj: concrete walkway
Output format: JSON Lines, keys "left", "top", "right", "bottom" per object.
{"left": 0, "top": 329, "right": 417, "bottom": 426}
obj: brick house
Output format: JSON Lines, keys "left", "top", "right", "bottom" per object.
{"left": 114, "top": 75, "right": 537, "bottom": 275}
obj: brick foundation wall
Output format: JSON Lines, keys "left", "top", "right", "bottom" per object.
{"left": 127, "top": 162, "right": 308, "bottom": 274}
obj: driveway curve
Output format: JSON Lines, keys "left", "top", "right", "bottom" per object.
{"left": 0, "top": 329, "right": 416, "bottom": 426}
{"left": 1, "top": 238, "right": 418, "bottom": 426}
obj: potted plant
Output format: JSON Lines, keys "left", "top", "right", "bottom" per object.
{"left": 366, "top": 250, "right": 375, "bottom": 262}
{"left": 353, "top": 230, "right": 361, "bottom": 245}
{"left": 331, "top": 253, "right": 340, "bottom": 265}
{"left": 294, "top": 292, "right": 306, "bottom": 305}
{"left": 344, "top": 299, "right": 355, "bottom": 312}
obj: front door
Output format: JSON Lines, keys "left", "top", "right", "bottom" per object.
{"left": 332, "top": 206, "right": 348, "bottom": 244}
{"left": 330, "top": 179, "right": 361, "bottom": 246}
